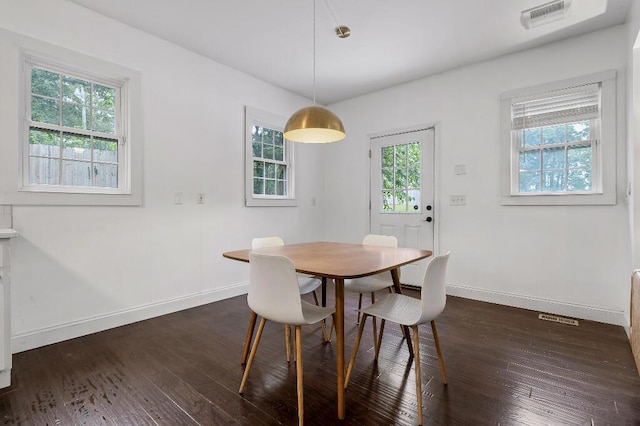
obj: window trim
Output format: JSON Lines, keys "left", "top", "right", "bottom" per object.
{"left": 22, "top": 56, "right": 128, "bottom": 195}
{"left": 500, "top": 70, "right": 617, "bottom": 206}
{"left": 244, "top": 106, "right": 296, "bottom": 207}
{"left": 0, "top": 29, "right": 142, "bottom": 206}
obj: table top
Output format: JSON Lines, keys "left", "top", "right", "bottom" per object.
{"left": 223, "top": 241, "right": 432, "bottom": 279}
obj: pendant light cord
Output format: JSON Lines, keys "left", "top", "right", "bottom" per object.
{"left": 313, "top": 0, "right": 317, "bottom": 105}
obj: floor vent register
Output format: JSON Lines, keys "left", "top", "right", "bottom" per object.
{"left": 538, "top": 313, "right": 579, "bottom": 326}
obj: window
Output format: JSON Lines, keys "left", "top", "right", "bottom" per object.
{"left": 0, "top": 33, "right": 142, "bottom": 206}
{"left": 501, "top": 71, "right": 616, "bottom": 205}
{"left": 381, "top": 142, "right": 422, "bottom": 212}
{"left": 245, "top": 107, "right": 296, "bottom": 207}
{"left": 25, "top": 57, "right": 125, "bottom": 193}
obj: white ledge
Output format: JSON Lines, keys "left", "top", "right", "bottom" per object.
{"left": 0, "top": 229, "right": 17, "bottom": 239}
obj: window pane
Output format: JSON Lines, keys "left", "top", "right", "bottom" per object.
{"left": 274, "top": 146, "right": 283, "bottom": 161}
{"left": 382, "top": 191, "right": 393, "bottom": 211}
{"left": 263, "top": 144, "right": 274, "bottom": 160}
{"left": 32, "top": 96, "right": 60, "bottom": 125}
{"left": 567, "top": 145, "right": 592, "bottom": 168}
{"left": 29, "top": 157, "right": 60, "bottom": 185}
{"left": 62, "top": 160, "right": 91, "bottom": 186}
{"left": 253, "top": 178, "right": 264, "bottom": 194}
{"left": 276, "top": 164, "right": 286, "bottom": 180}
{"left": 408, "top": 189, "right": 421, "bottom": 212}
{"left": 542, "top": 147, "right": 565, "bottom": 169}
{"left": 274, "top": 131, "right": 284, "bottom": 147}
{"left": 567, "top": 121, "right": 590, "bottom": 142}
{"left": 395, "top": 168, "right": 407, "bottom": 189}
{"left": 93, "top": 109, "right": 116, "bottom": 134}
{"left": 29, "top": 128, "right": 61, "bottom": 157}
{"left": 567, "top": 168, "right": 591, "bottom": 191}
{"left": 31, "top": 68, "right": 60, "bottom": 98}
{"left": 252, "top": 126, "right": 262, "bottom": 143}
{"left": 62, "top": 102, "right": 90, "bottom": 130}
{"left": 394, "top": 190, "right": 407, "bottom": 212}
{"left": 63, "top": 76, "right": 91, "bottom": 106}
{"left": 93, "top": 84, "right": 115, "bottom": 111}
{"left": 253, "top": 161, "right": 264, "bottom": 178}
{"left": 93, "top": 138, "right": 118, "bottom": 163}
{"left": 276, "top": 180, "right": 286, "bottom": 196}
{"left": 382, "top": 169, "right": 393, "bottom": 190}
{"left": 542, "top": 125, "right": 566, "bottom": 145}
{"left": 93, "top": 163, "right": 118, "bottom": 188}
{"left": 265, "top": 179, "right": 276, "bottom": 195}
{"left": 263, "top": 128, "right": 274, "bottom": 144}
{"left": 265, "top": 163, "right": 276, "bottom": 179}
{"left": 395, "top": 145, "right": 407, "bottom": 166}
{"left": 523, "top": 128, "right": 540, "bottom": 147}
{"left": 519, "top": 150, "right": 540, "bottom": 171}
{"left": 63, "top": 134, "right": 91, "bottom": 160}
{"left": 519, "top": 171, "right": 540, "bottom": 192}
{"left": 407, "top": 143, "right": 420, "bottom": 166}
{"left": 407, "top": 166, "right": 420, "bottom": 189}
{"left": 382, "top": 146, "right": 394, "bottom": 167}
{"left": 542, "top": 170, "right": 565, "bottom": 191}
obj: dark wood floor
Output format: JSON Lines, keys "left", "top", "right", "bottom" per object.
{"left": 1, "top": 286, "right": 639, "bottom": 425}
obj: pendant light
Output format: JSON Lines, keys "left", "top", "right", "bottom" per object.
{"left": 284, "top": 0, "right": 346, "bottom": 143}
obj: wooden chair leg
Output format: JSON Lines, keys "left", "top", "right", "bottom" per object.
{"left": 295, "top": 326, "right": 304, "bottom": 426}
{"left": 431, "top": 320, "right": 448, "bottom": 384}
{"left": 345, "top": 314, "right": 368, "bottom": 389}
{"left": 375, "top": 319, "right": 385, "bottom": 360}
{"left": 357, "top": 293, "right": 363, "bottom": 323}
{"left": 412, "top": 325, "right": 423, "bottom": 425}
{"left": 241, "top": 311, "right": 258, "bottom": 365}
{"left": 285, "top": 325, "right": 291, "bottom": 362}
{"left": 239, "top": 317, "right": 267, "bottom": 394}
{"left": 371, "top": 292, "right": 378, "bottom": 345}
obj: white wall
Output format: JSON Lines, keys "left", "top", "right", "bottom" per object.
{"left": 0, "top": 0, "right": 327, "bottom": 352}
{"left": 326, "top": 26, "right": 631, "bottom": 326}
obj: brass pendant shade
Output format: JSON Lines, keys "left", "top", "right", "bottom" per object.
{"left": 284, "top": 105, "right": 345, "bottom": 143}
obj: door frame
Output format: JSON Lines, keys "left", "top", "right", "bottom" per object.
{"left": 367, "top": 122, "right": 441, "bottom": 260}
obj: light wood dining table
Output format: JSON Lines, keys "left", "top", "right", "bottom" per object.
{"left": 222, "top": 241, "right": 432, "bottom": 420}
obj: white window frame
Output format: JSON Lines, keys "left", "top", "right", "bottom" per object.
{"left": 23, "top": 56, "right": 127, "bottom": 194}
{"left": 244, "top": 106, "right": 296, "bottom": 207}
{"left": 0, "top": 30, "right": 142, "bottom": 206}
{"left": 500, "top": 70, "right": 617, "bottom": 206}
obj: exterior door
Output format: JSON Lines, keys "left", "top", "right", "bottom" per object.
{"left": 370, "top": 128, "right": 435, "bottom": 287}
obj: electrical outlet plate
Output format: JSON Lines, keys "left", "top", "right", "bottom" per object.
{"left": 450, "top": 195, "right": 466, "bottom": 206}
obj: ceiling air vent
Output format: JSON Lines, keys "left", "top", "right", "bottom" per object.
{"left": 521, "top": 0, "right": 572, "bottom": 29}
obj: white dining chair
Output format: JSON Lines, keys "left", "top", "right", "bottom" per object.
{"left": 345, "top": 252, "right": 451, "bottom": 426}
{"left": 339, "top": 234, "right": 397, "bottom": 343}
{"left": 241, "top": 237, "right": 327, "bottom": 365}
{"left": 239, "top": 252, "right": 335, "bottom": 426}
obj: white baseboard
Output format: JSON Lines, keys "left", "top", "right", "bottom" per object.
{"left": 446, "top": 283, "right": 627, "bottom": 327}
{"left": 12, "top": 282, "right": 249, "bottom": 353}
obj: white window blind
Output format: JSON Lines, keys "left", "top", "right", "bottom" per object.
{"left": 511, "top": 83, "right": 600, "bottom": 130}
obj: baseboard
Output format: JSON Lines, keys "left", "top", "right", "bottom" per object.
{"left": 12, "top": 282, "right": 249, "bottom": 353}
{"left": 446, "top": 283, "right": 627, "bottom": 326}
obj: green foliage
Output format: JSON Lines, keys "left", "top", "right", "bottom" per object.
{"left": 381, "top": 142, "right": 421, "bottom": 211}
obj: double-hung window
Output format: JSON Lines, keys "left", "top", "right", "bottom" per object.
{"left": 25, "top": 58, "right": 124, "bottom": 192}
{"left": 501, "top": 71, "right": 616, "bottom": 205}
{"left": 244, "top": 107, "right": 296, "bottom": 207}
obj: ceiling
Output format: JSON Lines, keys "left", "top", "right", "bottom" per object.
{"left": 66, "top": 0, "right": 631, "bottom": 105}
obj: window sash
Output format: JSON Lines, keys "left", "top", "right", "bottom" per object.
{"left": 23, "top": 60, "right": 126, "bottom": 194}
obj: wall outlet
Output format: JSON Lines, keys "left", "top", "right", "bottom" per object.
{"left": 198, "top": 193, "right": 205, "bottom": 204}
{"left": 174, "top": 192, "right": 183, "bottom": 205}
{"left": 450, "top": 195, "right": 466, "bottom": 206}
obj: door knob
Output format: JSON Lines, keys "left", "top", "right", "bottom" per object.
{"left": 425, "top": 217, "right": 432, "bottom": 222}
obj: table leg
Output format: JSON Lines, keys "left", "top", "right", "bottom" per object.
{"left": 334, "top": 277, "right": 345, "bottom": 419}
{"left": 321, "top": 277, "right": 327, "bottom": 307}
{"left": 390, "top": 268, "right": 414, "bottom": 358}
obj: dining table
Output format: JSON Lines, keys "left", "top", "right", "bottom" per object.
{"left": 222, "top": 241, "right": 432, "bottom": 420}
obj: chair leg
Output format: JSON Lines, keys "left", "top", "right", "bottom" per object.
{"left": 431, "top": 320, "right": 448, "bottom": 384}
{"left": 411, "top": 325, "right": 423, "bottom": 426}
{"left": 357, "top": 293, "right": 363, "bottom": 323}
{"left": 285, "top": 325, "right": 291, "bottom": 362}
{"left": 375, "top": 319, "right": 385, "bottom": 360}
{"left": 241, "top": 311, "right": 258, "bottom": 365}
{"left": 295, "top": 326, "right": 304, "bottom": 426}
{"left": 345, "top": 314, "right": 368, "bottom": 389}
{"left": 239, "top": 317, "right": 267, "bottom": 394}
{"left": 312, "top": 289, "right": 319, "bottom": 306}
{"left": 371, "top": 292, "right": 378, "bottom": 345}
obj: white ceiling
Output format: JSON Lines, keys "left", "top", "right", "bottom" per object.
{"left": 66, "top": 0, "right": 631, "bottom": 105}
